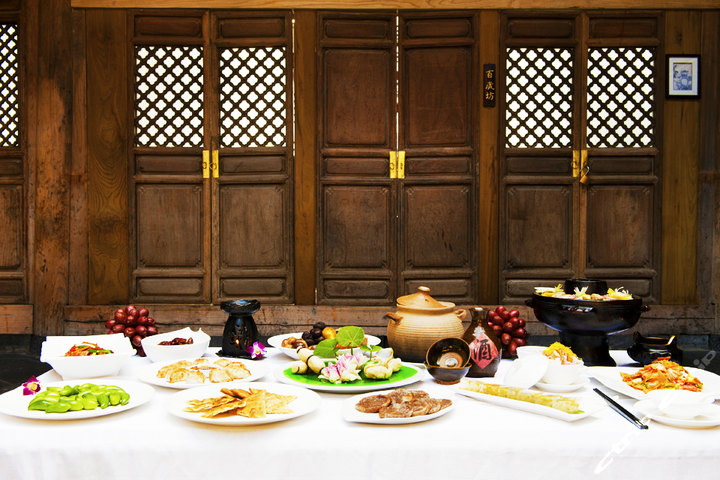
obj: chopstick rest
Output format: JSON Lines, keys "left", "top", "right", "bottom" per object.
{"left": 593, "top": 388, "right": 648, "bottom": 429}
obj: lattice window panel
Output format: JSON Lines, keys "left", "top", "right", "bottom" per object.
{"left": 587, "top": 47, "right": 655, "bottom": 148}
{"left": 0, "top": 24, "right": 20, "bottom": 148}
{"left": 134, "top": 46, "right": 204, "bottom": 148}
{"left": 505, "top": 48, "right": 574, "bottom": 149}
{"left": 219, "top": 47, "right": 287, "bottom": 148}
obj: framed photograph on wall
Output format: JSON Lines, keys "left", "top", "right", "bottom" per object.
{"left": 666, "top": 55, "right": 700, "bottom": 98}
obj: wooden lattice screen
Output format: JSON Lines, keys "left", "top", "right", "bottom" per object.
{"left": 587, "top": 47, "right": 656, "bottom": 148}
{"left": 134, "top": 45, "right": 204, "bottom": 148}
{"left": 0, "top": 23, "right": 19, "bottom": 148}
{"left": 505, "top": 47, "right": 574, "bottom": 149}
{"left": 219, "top": 46, "right": 287, "bottom": 148}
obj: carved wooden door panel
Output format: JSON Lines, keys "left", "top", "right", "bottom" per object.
{"left": 317, "top": 12, "right": 478, "bottom": 305}
{"left": 317, "top": 12, "right": 397, "bottom": 305}
{"left": 211, "top": 12, "right": 294, "bottom": 303}
{"left": 398, "top": 12, "right": 477, "bottom": 304}
{"left": 499, "top": 12, "right": 662, "bottom": 303}
{"left": 130, "top": 11, "right": 293, "bottom": 304}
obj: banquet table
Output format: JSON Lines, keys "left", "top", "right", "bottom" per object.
{"left": 1, "top": 348, "right": 719, "bottom": 480}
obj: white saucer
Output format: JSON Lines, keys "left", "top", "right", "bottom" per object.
{"left": 534, "top": 376, "right": 589, "bottom": 393}
{"left": 634, "top": 400, "right": 720, "bottom": 428}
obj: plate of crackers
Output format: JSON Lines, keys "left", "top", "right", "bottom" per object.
{"left": 343, "top": 387, "right": 454, "bottom": 424}
{"left": 137, "top": 357, "right": 268, "bottom": 389}
{"left": 167, "top": 381, "right": 322, "bottom": 425}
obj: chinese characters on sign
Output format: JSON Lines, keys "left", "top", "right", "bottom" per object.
{"left": 483, "top": 63, "right": 496, "bottom": 107}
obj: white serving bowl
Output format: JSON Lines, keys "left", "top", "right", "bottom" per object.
{"left": 516, "top": 346, "right": 545, "bottom": 358}
{"left": 541, "top": 359, "right": 586, "bottom": 385}
{"left": 141, "top": 327, "right": 210, "bottom": 363}
{"left": 645, "top": 389, "right": 715, "bottom": 419}
{"left": 40, "top": 334, "right": 135, "bottom": 380}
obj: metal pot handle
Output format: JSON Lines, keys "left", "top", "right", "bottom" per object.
{"left": 384, "top": 312, "right": 403, "bottom": 323}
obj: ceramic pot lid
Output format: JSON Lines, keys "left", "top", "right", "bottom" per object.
{"left": 396, "top": 286, "right": 448, "bottom": 309}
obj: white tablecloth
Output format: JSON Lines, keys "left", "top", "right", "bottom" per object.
{"left": 1, "top": 349, "right": 718, "bottom": 480}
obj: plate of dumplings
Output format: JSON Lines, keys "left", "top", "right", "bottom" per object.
{"left": 137, "top": 357, "right": 268, "bottom": 389}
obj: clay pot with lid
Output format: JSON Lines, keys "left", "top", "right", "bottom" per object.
{"left": 385, "top": 286, "right": 467, "bottom": 363}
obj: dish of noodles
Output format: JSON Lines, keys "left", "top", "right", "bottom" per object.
{"left": 620, "top": 357, "right": 703, "bottom": 393}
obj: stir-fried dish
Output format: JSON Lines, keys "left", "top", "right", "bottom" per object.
{"left": 621, "top": 357, "right": 703, "bottom": 393}
{"left": 64, "top": 342, "right": 114, "bottom": 356}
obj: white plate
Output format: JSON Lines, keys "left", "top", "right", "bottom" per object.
{"left": 137, "top": 357, "right": 268, "bottom": 389}
{"left": 634, "top": 399, "right": 720, "bottom": 428}
{"left": 589, "top": 366, "right": 720, "bottom": 401}
{"left": 343, "top": 388, "right": 454, "bottom": 424}
{"left": 275, "top": 364, "right": 423, "bottom": 393}
{"left": 456, "top": 381, "right": 605, "bottom": 422}
{"left": 534, "top": 376, "right": 590, "bottom": 393}
{"left": 0, "top": 379, "right": 154, "bottom": 420}
{"left": 166, "top": 381, "right": 321, "bottom": 426}
{"left": 267, "top": 333, "right": 382, "bottom": 359}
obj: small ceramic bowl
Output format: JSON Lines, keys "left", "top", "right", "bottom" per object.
{"left": 425, "top": 338, "right": 471, "bottom": 384}
{"left": 425, "top": 364, "right": 471, "bottom": 384}
{"left": 541, "top": 360, "right": 586, "bottom": 385}
{"left": 425, "top": 337, "right": 471, "bottom": 368}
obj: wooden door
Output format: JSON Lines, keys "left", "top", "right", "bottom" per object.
{"left": 499, "top": 12, "right": 662, "bottom": 303}
{"left": 317, "top": 12, "right": 397, "bottom": 305}
{"left": 211, "top": 12, "right": 294, "bottom": 303}
{"left": 317, "top": 11, "right": 478, "bottom": 305}
{"left": 398, "top": 12, "right": 478, "bottom": 304}
{"left": 130, "top": 10, "right": 294, "bottom": 304}
{"left": 0, "top": 17, "right": 24, "bottom": 303}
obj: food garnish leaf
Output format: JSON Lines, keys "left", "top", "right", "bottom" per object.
{"left": 313, "top": 338, "right": 338, "bottom": 358}
{"left": 337, "top": 326, "right": 365, "bottom": 348}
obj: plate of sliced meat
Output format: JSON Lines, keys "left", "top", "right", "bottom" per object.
{"left": 343, "top": 387, "right": 454, "bottom": 424}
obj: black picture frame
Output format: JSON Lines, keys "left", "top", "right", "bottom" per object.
{"left": 666, "top": 55, "right": 700, "bottom": 98}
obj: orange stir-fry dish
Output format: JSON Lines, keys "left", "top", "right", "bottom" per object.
{"left": 64, "top": 342, "right": 114, "bottom": 356}
{"left": 621, "top": 357, "right": 703, "bottom": 393}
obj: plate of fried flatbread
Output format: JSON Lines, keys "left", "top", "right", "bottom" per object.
{"left": 167, "top": 381, "right": 321, "bottom": 425}
{"left": 137, "top": 357, "right": 268, "bottom": 389}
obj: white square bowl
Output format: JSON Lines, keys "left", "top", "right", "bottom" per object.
{"left": 141, "top": 327, "right": 210, "bottom": 363}
{"left": 40, "top": 334, "right": 135, "bottom": 380}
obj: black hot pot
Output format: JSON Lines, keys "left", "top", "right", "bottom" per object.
{"left": 525, "top": 278, "right": 650, "bottom": 366}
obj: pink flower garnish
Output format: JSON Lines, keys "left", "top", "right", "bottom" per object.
{"left": 247, "top": 341, "right": 266, "bottom": 359}
{"left": 22, "top": 376, "right": 41, "bottom": 396}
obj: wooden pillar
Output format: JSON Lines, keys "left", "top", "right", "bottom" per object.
{"left": 30, "top": 0, "right": 73, "bottom": 335}
{"left": 661, "top": 11, "right": 701, "bottom": 304}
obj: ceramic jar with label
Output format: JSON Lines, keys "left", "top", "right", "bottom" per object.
{"left": 462, "top": 306, "right": 502, "bottom": 377}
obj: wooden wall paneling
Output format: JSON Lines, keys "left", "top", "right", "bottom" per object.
{"left": 293, "top": 10, "right": 316, "bottom": 304}
{"left": 477, "top": 10, "right": 498, "bottom": 304}
{"left": 86, "top": 9, "right": 129, "bottom": 304}
{"left": 661, "top": 10, "right": 701, "bottom": 304}
{"left": 69, "top": 8, "right": 88, "bottom": 305}
{"left": 31, "top": 0, "right": 73, "bottom": 334}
